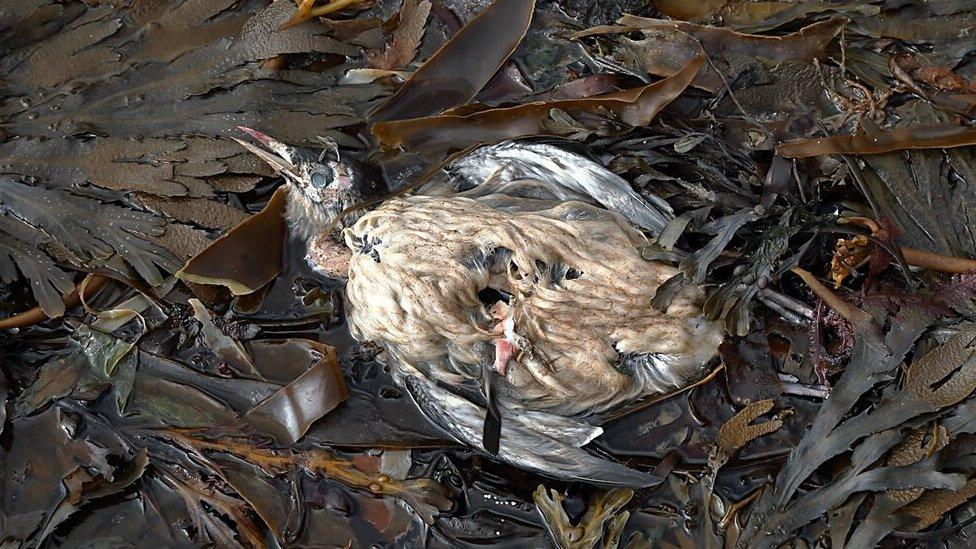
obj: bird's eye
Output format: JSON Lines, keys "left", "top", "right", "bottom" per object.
{"left": 310, "top": 171, "right": 333, "bottom": 188}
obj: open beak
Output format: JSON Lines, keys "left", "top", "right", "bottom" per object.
{"left": 232, "top": 126, "right": 301, "bottom": 180}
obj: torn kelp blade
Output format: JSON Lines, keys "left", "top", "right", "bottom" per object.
{"left": 365, "top": 0, "right": 431, "bottom": 70}
{"left": 176, "top": 185, "right": 287, "bottom": 295}
{"left": 577, "top": 17, "right": 845, "bottom": 93}
{"left": 244, "top": 345, "right": 348, "bottom": 445}
{"left": 0, "top": 407, "right": 149, "bottom": 545}
{"left": 776, "top": 124, "right": 976, "bottom": 158}
{"left": 648, "top": 0, "right": 876, "bottom": 32}
{"left": 368, "top": 0, "right": 536, "bottom": 122}
{"left": 372, "top": 55, "right": 703, "bottom": 159}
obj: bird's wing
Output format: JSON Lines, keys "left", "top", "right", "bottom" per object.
{"left": 447, "top": 141, "right": 673, "bottom": 234}
{"left": 402, "top": 374, "right": 661, "bottom": 487}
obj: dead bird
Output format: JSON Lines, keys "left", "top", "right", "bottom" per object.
{"left": 235, "top": 128, "right": 723, "bottom": 486}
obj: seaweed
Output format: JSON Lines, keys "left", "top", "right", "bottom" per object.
{"left": 177, "top": 185, "right": 287, "bottom": 295}
{"left": 372, "top": 55, "right": 702, "bottom": 158}
{"left": 778, "top": 124, "right": 976, "bottom": 158}
{"left": 0, "top": 179, "right": 174, "bottom": 280}
{"left": 5, "top": 0, "right": 976, "bottom": 546}
{"left": 578, "top": 16, "right": 845, "bottom": 94}
{"left": 534, "top": 485, "right": 636, "bottom": 549}
{"left": 365, "top": 0, "right": 431, "bottom": 70}
{"left": 368, "top": 0, "right": 536, "bottom": 122}
{"left": 243, "top": 345, "right": 348, "bottom": 444}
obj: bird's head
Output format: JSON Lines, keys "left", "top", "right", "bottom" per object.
{"left": 232, "top": 126, "right": 381, "bottom": 243}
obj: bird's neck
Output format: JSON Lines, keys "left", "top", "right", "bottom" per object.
{"left": 285, "top": 186, "right": 340, "bottom": 247}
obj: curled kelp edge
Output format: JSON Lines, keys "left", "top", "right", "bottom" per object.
{"left": 176, "top": 185, "right": 288, "bottom": 296}
{"left": 368, "top": 0, "right": 536, "bottom": 122}
{"left": 244, "top": 345, "right": 349, "bottom": 444}
{"left": 372, "top": 54, "right": 703, "bottom": 158}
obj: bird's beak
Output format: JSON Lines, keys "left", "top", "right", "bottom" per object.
{"left": 232, "top": 126, "right": 301, "bottom": 180}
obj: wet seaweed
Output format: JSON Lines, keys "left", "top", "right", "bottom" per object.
{"left": 4, "top": 0, "right": 976, "bottom": 546}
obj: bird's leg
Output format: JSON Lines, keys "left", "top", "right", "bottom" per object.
{"left": 493, "top": 339, "right": 516, "bottom": 377}
{"left": 489, "top": 301, "right": 515, "bottom": 376}
{"left": 482, "top": 299, "right": 513, "bottom": 455}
